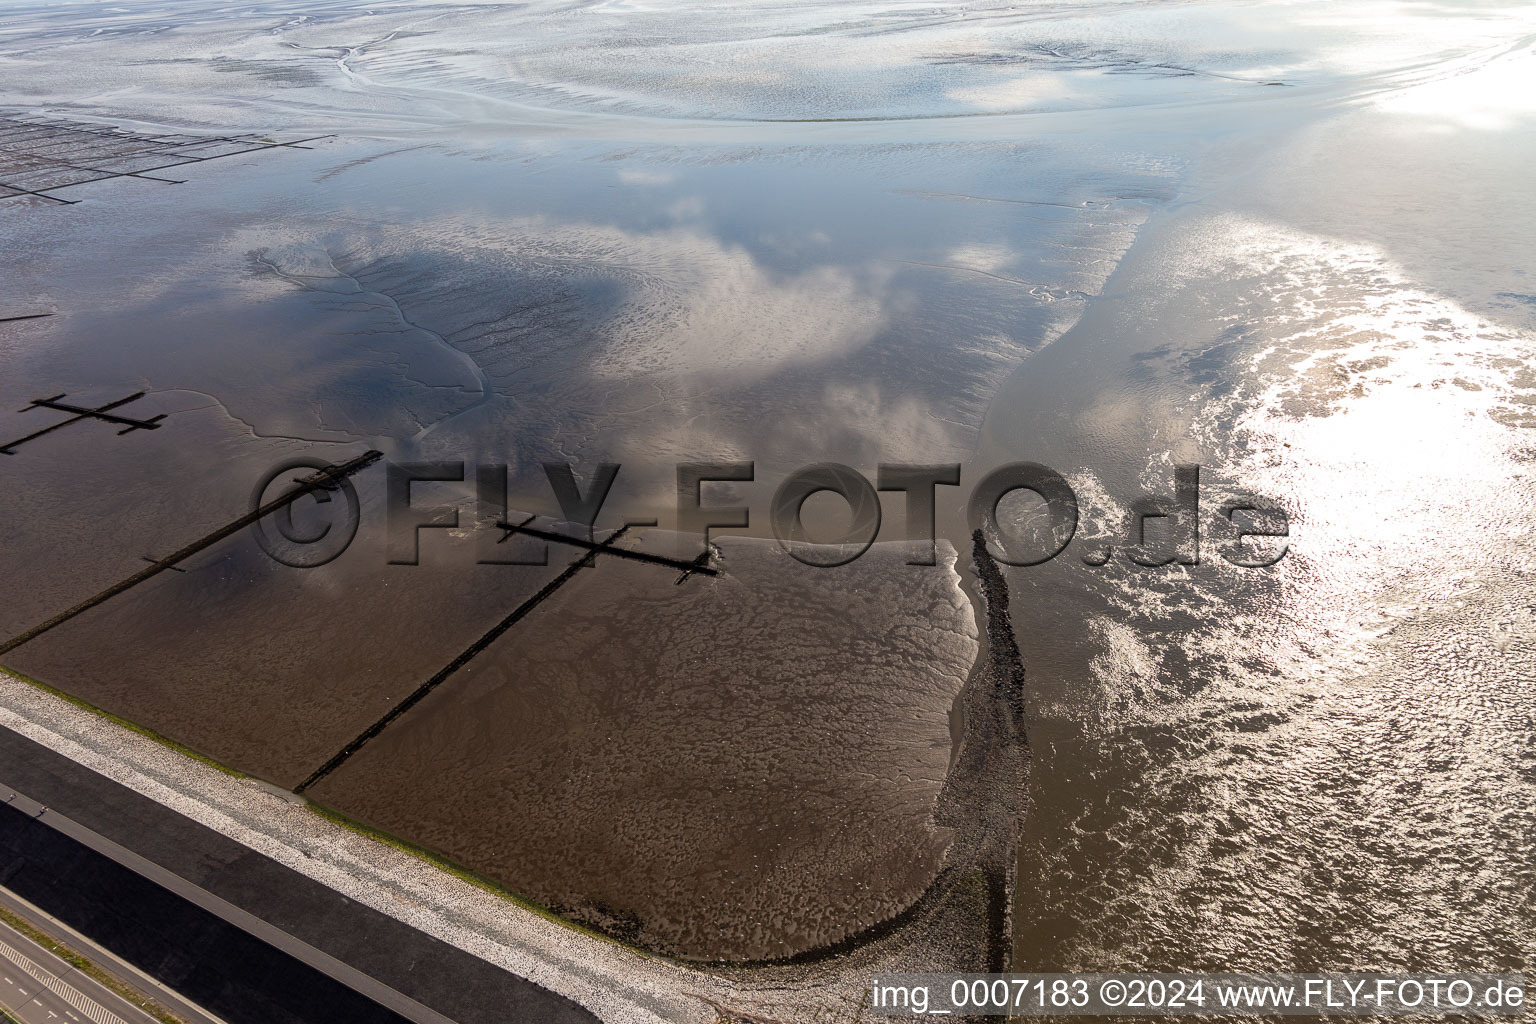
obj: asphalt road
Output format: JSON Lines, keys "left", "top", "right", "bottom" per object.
{"left": 0, "top": 911, "right": 160, "bottom": 1024}
{"left": 0, "top": 884, "right": 227, "bottom": 1024}
{"left": 0, "top": 787, "right": 440, "bottom": 1024}
{"left": 0, "top": 729, "right": 599, "bottom": 1024}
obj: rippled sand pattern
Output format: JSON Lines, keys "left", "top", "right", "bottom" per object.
{"left": 310, "top": 537, "right": 978, "bottom": 961}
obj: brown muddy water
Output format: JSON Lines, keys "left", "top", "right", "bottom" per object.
{"left": 1, "top": 0, "right": 1534, "bottom": 982}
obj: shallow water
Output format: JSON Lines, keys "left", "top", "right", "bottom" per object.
{"left": 2, "top": 0, "right": 1534, "bottom": 977}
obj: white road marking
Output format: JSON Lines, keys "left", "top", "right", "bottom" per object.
{"left": 0, "top": 938, "right": 130, "bottom": 1024}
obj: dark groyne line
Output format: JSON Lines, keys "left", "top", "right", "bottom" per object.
{"left": 294, "top": 526, "right": 632, "bottom": 793}
{"left": 494, "top": 519, "right": 718, "bottom": 579}
{"left": 967, "top": 528, "right": 1030, "bottom": 744}
{"left": 0, "top": 390, "right": 158, "bottom": 455}
{"left": 0, "top": 113, "right": 331, "bottom": 205}
{"left": 934, "top": 528, "right": 1030, "bottom": 971}
{"left": 0, "top": 450, "right": 382, "bottom": 658}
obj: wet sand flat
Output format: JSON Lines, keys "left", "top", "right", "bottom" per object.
{"left": 4, "top": 492, "right": 580, "bottom": 787}
{"left": 310, "top": 536, "right": 978, "bottom": 961}
{"left": 2, "top": 0, "right": 1535, "bottom": 987}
